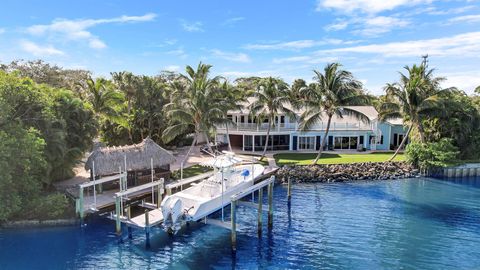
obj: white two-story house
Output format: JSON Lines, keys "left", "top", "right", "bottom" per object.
{"left": 215, "top": 99, "right": 407, "bottom": 152}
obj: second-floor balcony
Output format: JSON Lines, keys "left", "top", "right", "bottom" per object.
{"left": 216, "top": 121, "right": 374, "bottom": 132}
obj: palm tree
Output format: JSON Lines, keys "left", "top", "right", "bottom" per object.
{"left": 216, "top": 81, "right": 244, "bottom": 152}
{"left": 300, "top": 63, "right": 370, "bottom": 164}
{"left": 162, "top": 63, "right": 223, "bottom": 162}
{"left": 111, "top": 71, "right": 137, "bottom": 115}
{"left": 250, "top": 77, "right": 294, "bottom": 159}
{"left": 111, "top": 72, "right": 138, "bottom": 142}
{"left": 379, "top": 57, "right": 450, "bottom": 161}
{"left": 79, "top": 77, "right": 123, "bottom": 120}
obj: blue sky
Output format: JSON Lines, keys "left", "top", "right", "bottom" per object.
{"left": 0, "top": 0, "right": 479, "bottom": 94}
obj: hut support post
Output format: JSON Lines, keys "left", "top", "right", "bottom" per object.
{"left": 258, "top": 187, "right": 263, "bottom": 236}
{"left": 231, "top": 199, "right": 237, "bottom": 252}
{"left": 145, "top": 210, "right": 150, "bottom": 248}
{"left": 115, "top": 196, "right": 121, "bottom": 235}
{"left": 151, "top": 158, "right": 154, "bottom": 204}
{"left": 180, "top": 161, "right": 184, "bottom": 181}
{"left": 267, "top": 179, "right": 274, "bottom": 230}
{"left": 157, "top": 179, "right": 162, "bottom": 207}
{"left": 92, "top": 162, "right": 96, "bottom": 209}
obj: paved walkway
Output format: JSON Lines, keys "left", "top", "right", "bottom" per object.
{"left": 170, "top": 145, "right": 213, "bottom": 171}
{"left": 265, "top": 153, "right": 278, "bottom": 169}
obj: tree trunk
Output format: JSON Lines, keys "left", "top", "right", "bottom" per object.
{"left": 261, "top": 117, "right": 272, "bottom": 159}
{"left": 182, "top": 133, "right": 197, "bottom": 166}
{"left": 225, "top": 122, "right": 232, "bottom": 152}
{"left": 388, "top": 124, "right": 412, "bottom": 162}
{"left": 204, "top": 131, "right": 215, "bottom": 156}
{"left": 417, "top": 121, "right": 426, "bottom": 143}
{"left": 313, "top": 115, "right": 332, "bottom": 165}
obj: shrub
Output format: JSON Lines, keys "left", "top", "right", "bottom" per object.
{"left": 406, "top": 138, "right": 459, "bottom": 170}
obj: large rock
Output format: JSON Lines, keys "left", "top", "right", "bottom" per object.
{"left": 276, "top": 162, "right": 419, "bottom": 183}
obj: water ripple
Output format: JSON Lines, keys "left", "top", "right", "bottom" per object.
{"left": 1, "top": 178, "right": 480, "bottom": 269}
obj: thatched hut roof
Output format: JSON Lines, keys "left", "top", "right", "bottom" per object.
{"left": 85, "top": 137, "right": 175, "bottom": 176}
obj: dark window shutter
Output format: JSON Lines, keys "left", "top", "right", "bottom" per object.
{"left": 316, "top": 136, "right": 321, "bottom": 150}
{"left": 360, "top": 136, "right": 364, "bottom": 144}
{"left": 292, "top": 136, "right": 298, "bottom": 150}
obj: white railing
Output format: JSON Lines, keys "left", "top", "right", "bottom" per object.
{"left": 216, "top": 121, "right": 373, "bottom": 132}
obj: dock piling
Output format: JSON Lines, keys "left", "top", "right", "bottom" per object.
{"left": 231, "top": 199, "right": 237, "bottom": 252}
{"left": 287, "top": 177, "right": 292, "bottom": 205}
{"left": 115, "top": 196, "right": 121, "bottom": 235}
{"left": 267, "top": 180, "right": 274, "bottom": 230}
{"left": 79, "top": 187, "right": 84, "bottom": 224}
{"left": 128, "top": 227, "right": 133, "bottom": 239}
{"left": 145, "top": 210, "right": 150, "bottom": 248}
{"left": 257, "top": 187, "right": 263, "bottom": 236}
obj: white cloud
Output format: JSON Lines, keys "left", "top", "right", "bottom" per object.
{"left": 166, "top": 48, "right": 188, "bottom": 59}
{"left": 426, "top": 5, "right": 474, "bottom": 15}
{"left": 316, "top": 0, "right": 433, "bottom": 14}
{"left": 273, "top": 55, "right": 338, "bottom": 64}
{"left": 180, "top": 20, "right": 204, "bottom": 32}
{"left": 324, "top": 21, "right": 349, "bottom": 31}
{"left": 353, "top": 16, "right": 410, "bottom": 36}
{"left": 245, "top": 39, "right": 357, "bottom": 50}
{"left": 273, "top": 56, "right": 312, "bottom": 64}
{"left": 448, "top": 14, "right": 480, "bottom": 23}
{"left": 318, "top": 31, "right": 480, "bottom": 57}
{"left": 26, "top": 13, "right": 156, "bottom": 49}
{"left": 440, "top": 71, "right": 480, "bottom": 94}
{"left": 220, "top": 70, "right": 276, "bottom": 79}
{"left": 0, "top": 28, "right": 5, "bottom": 34}
{"left": 211, "top": 49, "right": 251, "bottom": 63}
{"left": 20, "top": 40, "right": 65, "bottom": 56}
{"left": 222, "top": 17, "right": 245, "bottom": 26}
{"left": 245, "top": 40, "right": 319, "bottom": 50}
{"left": 164, "top": 65, "right": 180, "bottom": 72}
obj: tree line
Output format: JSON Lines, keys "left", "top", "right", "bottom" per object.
{"left": 1, "top": 58, "right": 479, "bottom": 221}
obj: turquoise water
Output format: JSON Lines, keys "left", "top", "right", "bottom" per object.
{"left": 1, "top": 177, "right": 480, "bottom": 269}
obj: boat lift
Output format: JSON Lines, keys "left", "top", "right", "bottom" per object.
{"left": 75, "top": 162, "right": 128, "bottom": 222}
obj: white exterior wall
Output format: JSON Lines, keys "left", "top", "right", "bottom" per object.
{"left": 217, "top": 112, "right": 397, "bottom": 152}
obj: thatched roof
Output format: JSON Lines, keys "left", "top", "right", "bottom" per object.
{"left": 85, "top": 137, "right": 175, "bottom": 176}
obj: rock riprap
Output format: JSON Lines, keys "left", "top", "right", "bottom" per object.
{"left": 276, "top": 162, "right": 419, "bottom": 183}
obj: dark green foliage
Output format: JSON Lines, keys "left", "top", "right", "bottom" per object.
{"left": 24, "top": 193, "right": 70, "bottom": 220}
{"left": 0, "top": 125, "right": 47, "bottom": 221}
{"left": 405, "top": 138, "right": 459, "bottom": 170}
{"left": 0, "top": 71, "right": 95, "bottom": 221}
{"left": 423, "top": 89, "right": 480, "bottom": 160}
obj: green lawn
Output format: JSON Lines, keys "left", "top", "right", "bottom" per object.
{"left": 171, "top": 164, "right": 213, "bottom": 179}
{"left": 274, "top": 152, "right": 405, "bottom": 166}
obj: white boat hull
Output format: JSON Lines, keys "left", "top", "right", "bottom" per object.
{"left": 161, "top": 163, "right": 265, "bottom": 230}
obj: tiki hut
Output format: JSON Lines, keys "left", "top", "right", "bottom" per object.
{"left": 85, "top": 137, "right": 175, "bottom": 186}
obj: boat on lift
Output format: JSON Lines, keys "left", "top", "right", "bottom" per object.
{"left": 160, "top": 152, "right": 265, "bottom": 232}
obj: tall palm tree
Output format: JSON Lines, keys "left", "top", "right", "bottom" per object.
{"left": 162, "top": 63, "right": 223, "bottom": 162}
{"left": 379, "top": 57, "right": 450, "bottom": 161}
{"left": 216, "top": 81, "right": 244, "bottom": 152}
{"left": 111, "top": 71, "right": 137, "bottom": 115}
{"left": 300, "top": 63, "right": 370, "bottom": 164}
{"left": 79, "top": 77, "right": 123, "bottom": 120}
{"left": 111, "top": 72, "right": 138, "bottom": 142}
{"left": 250, "top": 77, "right": 294, "bottom": 159}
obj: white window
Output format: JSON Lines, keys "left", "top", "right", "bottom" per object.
{"left": 298, "top": 136, "right": 315, "bottom": 151}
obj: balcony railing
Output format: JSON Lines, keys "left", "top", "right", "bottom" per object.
{"left": 216, "top": 122, "right": 373, "bottom": 132}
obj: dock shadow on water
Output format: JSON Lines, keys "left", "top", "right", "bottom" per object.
{"left": 1, "top": 178, "right": 480, "bottom": 269}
